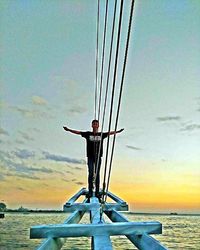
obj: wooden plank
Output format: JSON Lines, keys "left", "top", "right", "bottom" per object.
{"left": 127, "top": 233, "right": 168, "bottom": 250}
{"left": 107, "top": 191, "right": 127, "bottom": 206}
{"left": 90, "top": 197, "right": 113, "bottom": 250}
{"left": 90, "top": 196, "right": 102, "bottom": 223}
{"left": 105, "top": 210, "right": 168, "bottom": 250}
{"left": 64, "top": 188, "right": 87, "bottom": 206}
{"left": 30, "top": 221, "right": 162, "bottom": 239}
{"left": 104, "top": 203, "right": 128, "bottom": 211}
{"left": 37, "top": 238, "right": 64, "bottom": 250}
{"left": 36, "top": 209, "right": 86, "bottom": 250}
{"left": 63, "top": 203, "right": 100, "bottom": 212}
{"left": 63, "top": 202, "right": 128, "bottom": 212}
{"left": 92, "top": 235, "right": 113, "bottom": 250}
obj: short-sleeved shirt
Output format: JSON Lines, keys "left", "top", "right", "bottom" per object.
{"left": 81, "top": 131, "right": 108, "bottom": 158}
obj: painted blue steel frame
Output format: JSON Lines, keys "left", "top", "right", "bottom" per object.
{"left": 30, "top": 188, "right": 168, "bottom": 250}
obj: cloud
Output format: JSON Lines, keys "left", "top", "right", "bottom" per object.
{"left": 14, "top": 161, "right": 61, "bottom": 174}
{"left": 68, "top": 105, "right": 86, "bottom": 114}
{"left": 75, "top": 181, "right": 84, "bottom": 185}
{"left": 32, "top": 96, "right": 48, "bottom": 105}
{"left": 16, "top": 187, "right": 27, "bottom": 191}
{"left": 15, "top": 139, "right": 25, "bottom": 145}
{"left": 42, "top": 151, "right": 85, "bottom": 164}
{"left": 0, "top": 127, "right": 9, "bottom": 136}
{"left": 9, "top": 172, "right": 41, "bottom": 180}
{"left": 3, "top": 171, "right": 41, "bottom": 180}
{"left": 17, "top": 174, "right": 40, "bottom": 180}
{"left": 3, "top": 158, "right": 31, "bottom": 173}
{"left": 10, "top": 106, "right": 39, "bottom": 118}
{"left": 126, "top": 145, "right": 142, "bottom": 150}
{"left": 64, "top": 170, "right": 73, "bottom": 175}
{"left": 10, "top": 105, "right": 53, "bottom": 119}
{"left": 0, "top": 150, "right": 11, "bottom": 159}
{"left": 28, "top": 166, "right": 54, "bottom": 174}
{"left": 74, "top": 166, "right": 84, "bottom": 170}
{"left": 14, "top": 149, "right": 35, "bottom": 159}
{"left": 0, "top": 150, "right": 63, "bottom": 178}
{"left": 18, "top": 131, "right": 34, "bottom": 141}
{"left": 67, "top": 178, "right": 84, "bottom": 185}
{"left": 0, "top": 149, "right": 80, "bottom": 182}
{"left": 181, "top": 124, "right": 200, "bottom": 131}
{"left": 157, "top": 116, "right": 181, "bottom": 122}
{"left": 1, "top": 160, "right": 57, "bottom": 180}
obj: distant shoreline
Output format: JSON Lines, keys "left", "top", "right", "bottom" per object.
{"left": 3, "top": 210, "right": 200, "bottom": 216}
{"left": 124, "top": 211, "right": 200, "bottom": 216}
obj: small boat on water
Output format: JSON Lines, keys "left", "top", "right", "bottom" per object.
{"left": 0, "top": 213, "right": 5, "bottom": 219}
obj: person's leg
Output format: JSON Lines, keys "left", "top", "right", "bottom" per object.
{"left": 87, "top": 157, "right": 94, "bottom": 196}
{"left": 95, "top": 158, "right": 101, "bottom": 196}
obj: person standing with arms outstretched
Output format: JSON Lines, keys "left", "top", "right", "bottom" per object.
{"left": 63, "top": 120, "right": 124, "bottom": 198}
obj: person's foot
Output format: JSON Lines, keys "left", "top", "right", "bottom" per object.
{"left": 86, "top": 191, "right": 92, "bottom": 198}
{"left": 95, "top": 192, "right": 102, "bottom": 199}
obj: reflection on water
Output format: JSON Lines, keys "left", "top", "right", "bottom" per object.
{"left": 0, "top": 212, "right": 200, "bottom": 249}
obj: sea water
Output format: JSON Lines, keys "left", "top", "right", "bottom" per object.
{"left": 0, "top": 212, "right": 200, "bottom": 249}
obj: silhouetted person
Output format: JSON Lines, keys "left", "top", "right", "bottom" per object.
{"left": 63, "top": 120, "right": 124, "bottom": 197}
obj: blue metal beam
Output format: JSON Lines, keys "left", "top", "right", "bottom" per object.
{"left": 105, "top": 210, "right": 168, "bottom": 250}
{"left": 30, "top": 221, "right": 162, "bottom": 239}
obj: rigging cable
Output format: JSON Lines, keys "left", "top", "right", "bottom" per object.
{"left": 94, "top": 0, "right": 100, "bottom": 120}
{"left": 104, "top": 0, "right": 135, "bottom": 202}
{"left": 97, "top": 0, "right": 109, "bottom": 121}
{"left": 94, "top": 0, "right": 118, "bottom": 188}
{"left": 93, "top": 0, "right": 109, "bottom": 192}
{"left": 102, "top": 0, "right": 124, "bottom": 201}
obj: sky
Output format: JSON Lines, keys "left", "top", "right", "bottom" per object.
{"left": 0, "top": 0, "right": 200, "bottom": 213}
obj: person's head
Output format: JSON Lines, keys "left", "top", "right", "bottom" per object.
{"left": 91, "top": 119, "right": 99, "bottom": 131}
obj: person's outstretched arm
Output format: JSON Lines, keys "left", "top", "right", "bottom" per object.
{"left": 109, "top": 128, "right": 124, "bottom": 135}
{"left": 63, "top": 126, "right": 81, "bottom": 135}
